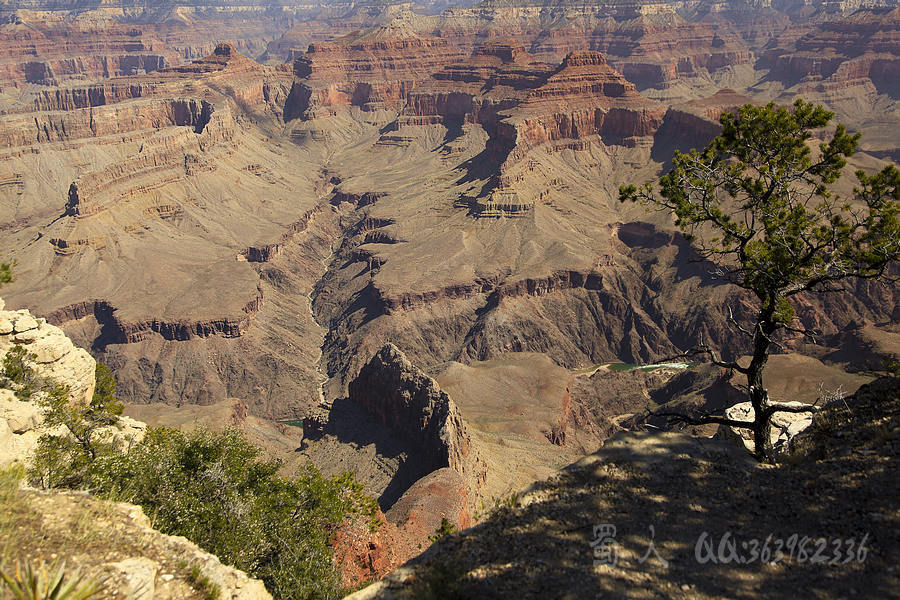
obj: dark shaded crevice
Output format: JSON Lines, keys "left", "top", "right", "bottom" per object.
{"left": 283, "top": 82, "right": 311, "bottom": 122}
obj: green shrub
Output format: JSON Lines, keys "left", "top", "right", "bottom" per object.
{"left": 84, "top": 426, "right": 378, "bottom": 600}
{"left": 29, "top": 363, "right": 125, "bottom": 489}
{"left": 184, "top": 562, "right": 220, "bottom": 600}
{"left": 887, "top": 358, "right": 900, "bottom": 377}
{"left": 0, "top": 259, "right": 11, "bottom": 287}
{"left": 1, "top": 345, "right": 41, "bottom": 401}
{"left": 428, "top": 518, "right": 458, "bottom": 542}
{"left": 29, "top": 361, "right": 379, "bottom": 600}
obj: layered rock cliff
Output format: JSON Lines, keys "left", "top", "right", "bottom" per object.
{"left": 290, "top": 19, "right": 469, "bottom": 117}
{"left": 348, "top": 343, "right": 483, "bottom": 487}
{"left": 428, "top": 1, "right": 755, "bottom": 94}
{"left": 0, "top": 5, "right": 299, "bottom": 87}
{"left": 0, "top": 40, "right": 325, "bottom": 415}
{"left": 508, "top": 50, "right": 666, "bottom": 147}
{"left": 402, "top": 45, "right": 664, "bottom": 215}
{"left": 762, "top": 8, "right": 900, "bottom": 92}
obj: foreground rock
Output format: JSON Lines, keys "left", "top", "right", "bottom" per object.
{"left": 349, "top": 376, "right": 899, "bottom": 599}
{"left": 0, "top": 298, "right": 95, "bottom": 404}
{"left": 1, "top": 485, "right": 271, "bottom": 600}
{"left": 717, "top": 400, "right": 818, "bottom": 455}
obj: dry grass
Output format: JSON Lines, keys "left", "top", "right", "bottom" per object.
{"left": 0, "top": 481, "right": 209, "bottom": 600}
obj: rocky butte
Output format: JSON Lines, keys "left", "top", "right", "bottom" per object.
{"left": 291, "top": 20, "right": 471, "bottom": 116}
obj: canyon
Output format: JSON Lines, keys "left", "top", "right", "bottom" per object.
{"left": 0, "top": 0, "right": 897, "bottom": 587}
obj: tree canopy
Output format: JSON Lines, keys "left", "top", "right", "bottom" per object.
{"left": 620, "top": 99, "right": 900, "bottom": 460}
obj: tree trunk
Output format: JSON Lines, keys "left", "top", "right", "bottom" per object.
{"left": 747, "top": 303, "right": 778, "bottom": 461}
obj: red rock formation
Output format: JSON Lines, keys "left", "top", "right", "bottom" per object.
{"left": 0, "top": 14, "right": 169, "bottom": 86}
{"left": 594, "top": 15, "right": 752, "bottom": 89}
{"left": 404, "top": 46, "right": 664, "bottom": 214}
{"left": 332, "top": 467, "right": 473, "bottom": 590}
{"left": 429, "top": 3, "right": 753, "bottom": 90}
{"left": 477, "top": 50, "right": 664, "bottom": 210}
{"left": 331, "top": 510, "right": 406, "bottom": 590}
{"left": 337, "top": 345, "right": 482, "bottom": 586}
{"left": 0, "top": 7, "right": 297, "bottom": 87}
{"left": 403, "top": 40, "right": 551, "bottom": 127}
{"left": 510, "top": 51, "right": 665, "bottom": 146}
{"left": 291, "top": 21, "right": 470, "bottom": 116}
{"left": 762, "top": 8, "right": 900, "bottom": 97}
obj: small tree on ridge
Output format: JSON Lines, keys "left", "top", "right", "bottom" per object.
{"left": 619, "top": 99, "right": 900, "bottom": 461}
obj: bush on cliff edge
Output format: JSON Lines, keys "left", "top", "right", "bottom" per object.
{"left": 26, "top": 364, "right": 379, "bottom": 600}
{"left": 84, "top": 426, "right": 379, "bottom": 600}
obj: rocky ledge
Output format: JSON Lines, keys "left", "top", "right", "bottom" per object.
{"left": 4, "top": 487, "right": 271, "bottom": 600}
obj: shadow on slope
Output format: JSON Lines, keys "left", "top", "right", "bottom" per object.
{"left": 353, "top": 377, "right": 899, "bottom": 600}
{"left": 322, "top": 397, "right": 431, "bottom": 510}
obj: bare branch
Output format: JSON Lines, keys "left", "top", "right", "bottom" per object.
{"left": 726, "top": 305, "right": 754, "bottom": 338}
{"left": 653, "top": 410, "right": 755, "bottom": 430}
{"left": 654, "top": 342, "right": 750, "bottom": 375}
{"left": 761, "top": 403, "right": 818, "bottom": 420}
{"left": 781, "top": 322, "right": 818, "bottom": 340}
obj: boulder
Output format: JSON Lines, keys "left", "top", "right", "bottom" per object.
{"left": 0, "top": 300, "right": 96, "bottom": 404}
{"left": 717, "top": 401, "right": 817, "bottom": 455}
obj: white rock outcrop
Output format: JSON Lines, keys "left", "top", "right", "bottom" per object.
{"left": 0, "top": 389, "right": 50, "bottom": 467}
{"left": 0, "top": 297, "right": 146, "bottom": 467}
{"left": 0, "top": 298, "right": 96, "bottom": 404}
{"left": 717, "top": 401, "right": 817, "bottom": 455}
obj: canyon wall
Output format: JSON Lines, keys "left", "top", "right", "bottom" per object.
{"left": 291, "top": 22, "right": 470, "bottom": 116}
